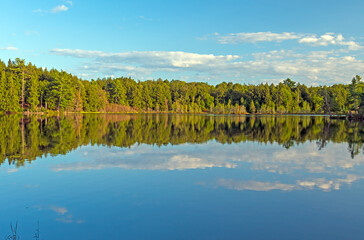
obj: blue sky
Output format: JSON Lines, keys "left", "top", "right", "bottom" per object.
{"left": 1, "top": 0, "right": 364, "bottom": 85}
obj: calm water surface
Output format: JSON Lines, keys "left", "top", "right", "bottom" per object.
{"left": 0, "top": 114, "right": 364, "bottom": 239}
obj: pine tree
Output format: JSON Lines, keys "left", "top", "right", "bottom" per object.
{"left": 6, "top": 73, "right": 19, "bottom": 112}
{"left": 26, "top": 76, "right": 40, "bottom": 111}
{"left": 142, "top": 84, "right": 153, "bottom": 110}
{"left": 156, "top": 84, "right": 166, "bottom": 111}
{"left": 249, "top": 100, "right": 256, "bottom": 114}
{"left": 131, "top": 84, "right": 143, "bottom": 109}
{"left": 73, "top": 85, "right": 84, "bottom": 112}
{"left": 348, "top": 75, "right": 362, "bottom": 113}
{"left": 0, "top": 71, "right": 6, "bottom": 111}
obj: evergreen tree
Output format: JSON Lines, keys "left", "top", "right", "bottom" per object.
{"left": 5, "top": 73, "right": 19, "bottom": 112}
{"left": 0, "top": 71, "right": 6, "bottom": 111}
{"left": 0, "top": 58, "right": 362, "bottom": 115}
{"left": 26, "top": 76, "right": 40, "bottom": 111}
{"left": 249, "top": 100, "right": 256, "bottom": 113}
{"left": 131, "top": 83, "right": 143, "bottom": 109}
{"left": 142, "top": 83, "right": 153, "bottom": 110}
{"left": 348, "top": 75, "right": 363, "bottom": 113}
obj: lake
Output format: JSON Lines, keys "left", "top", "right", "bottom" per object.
{"left": 1, "top": 114, "right": 364, "bottom": 239}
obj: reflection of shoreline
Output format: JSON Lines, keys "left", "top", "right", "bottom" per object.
{"left": 0, "top": 114, "right": 363, "bottom": 167}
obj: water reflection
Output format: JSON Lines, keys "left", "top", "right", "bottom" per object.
{"left": 1, "top": 114, "right": 364, "bottom": 239}
{"left": 46, "top": 141, "right": 363, "bottom": 192}
{"left": 0, "top": 114, "right": 363, "bottom": 168}
{"left": 217, "top": 174, "right": 363, "bottom": 192}
{"left": 1, "top": 114, "right": 364, "bottom": 193}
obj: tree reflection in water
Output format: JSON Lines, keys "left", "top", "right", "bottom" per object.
{"left": 0, "top": 114, "right": 363, "bottom": 167}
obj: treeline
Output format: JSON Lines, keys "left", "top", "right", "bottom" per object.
{"left": 0, "top": 114, "right": 363, "bottom": 167}
{"left": 0, "top": 58, "right": 364, "bottom": 114}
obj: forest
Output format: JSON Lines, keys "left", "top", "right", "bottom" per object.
{"left": 0, "top": 58, "right": 363, "bottom": 114}
{"left": 0, "top": 114, "right": 363, "bottom": 168}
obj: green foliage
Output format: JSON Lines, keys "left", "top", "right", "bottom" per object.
{"left": 0, "top": 71, "right": 6, "bottom": 111}
{"left": 348, "top": 75, "right": 364, "bottom": 113}
{"left": 26, "top": 76, "right": 39, "bottom": 111}
{"left": 249, "top": 100, "right": 256, "bottom": 113}
{"left": 0, "top": 58, "right": 362, "bottom": 115}
{"left": 131, "top": 83, "right": 143, "bottom": 109}
{"left": 5, "top": 72, "right": 19, "bottom": 112}
{"left": 84, "top": 81, "right": 108, "bottom": 112}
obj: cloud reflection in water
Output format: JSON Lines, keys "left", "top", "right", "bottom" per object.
{"left": 50, "top": 141, "right": 364, "bottom": 192}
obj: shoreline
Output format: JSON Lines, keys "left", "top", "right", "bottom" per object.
{"left": 0, "top": 111, "right": 350, "bottom": 117}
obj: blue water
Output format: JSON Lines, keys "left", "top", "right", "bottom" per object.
{"left": 0, "top": 114, "right": 364, "bottom": 240}
{"left": 1, "top": 139, "right": 364, "bottom": 239}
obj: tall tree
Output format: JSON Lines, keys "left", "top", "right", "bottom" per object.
{"left": 26, "top": 76, "right": 40, "bottom": 111}
{"left": 348, "top": 75, "right": 363, "bottom": 113}
{"left": 5, "top": 72, "right": 19, "bottom": 112}
{"left": 131, "top": 83, "right": 143, "bottom": 109}
{"left": 0, "top": 71, "right": 6, "bottom": 111}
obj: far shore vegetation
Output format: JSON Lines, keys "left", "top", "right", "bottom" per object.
{"left": 0, "top": 58, "right": 363, "bottom": 115}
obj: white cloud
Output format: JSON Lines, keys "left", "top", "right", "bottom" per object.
{"left": 50, "top": 49, "right": 239, "bottom": 68}
{"left": 297, "top": 175, "right": 363, "bottom": 192}
{"left": 49, "top": 47, "right": 364, "bottom": 85}
{"left": 34, "top": 4, "right": 69, "bottom": 14}
{"left": 51, "top": 5, "right": 69, "bottom": 13}
{"left": 252, "top": 50, "right": 304, "bottom": 60}
{"left": 0, "top": 46, "right": 18, "bottom": 51}
{"left": 299, "top": 33, "right": 362, "bottom": 50}
{"left": 217, "top": 32, "right": 301, "bottom": 44}
{"left": 214, "top": 32, "right": 362, "bottom": 51}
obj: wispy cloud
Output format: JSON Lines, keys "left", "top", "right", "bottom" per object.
{"left": 34, "top": 205, "right": 84, "bottom": 224}
{"left": 51, "top": 206, "right": 68, "bottom": 215}
{"left": 56, "top": 215, "right": 84, "bottom": 224}
{"left": 217, "top": 175, "right": 363, "bottom": 192}
{"left": 217, "top": 32, "right": 301, "bottom": 44}
{"left": 0, "top": 46, "right": 18, "bottom": 51}
{"left": 50, "top": 49, "right": 239, "bottom": 68}
{"left": 65, "top": 1, "right": 73, "bottom": 6}
{"left": 214, "top": 31, "right": 362, "bottom": 50}
{"left": 217, "top": 179, "right": 296, "bottom": 191}
{"left": 51, "top": 5, "right": 69, "bottom": 13}
{"left": 33, "top": 3, "right": 71, "bottom": 14}
{"left": 7, "top": 168, "right": 19, "bottom": 173}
